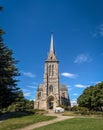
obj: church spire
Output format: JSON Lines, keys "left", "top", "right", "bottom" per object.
{"left": 50, "top": 34, "right": 55, "bottom": 53}
{"left": 46, "top": 34, "right": 58, "bottom": 61}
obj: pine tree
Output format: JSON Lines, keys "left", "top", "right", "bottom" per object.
{"left": 0, "top": 30, "right": 20, "bottom": 109}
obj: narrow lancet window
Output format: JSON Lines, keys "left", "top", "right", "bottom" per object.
{"left": 49, "top": 65, "right": 51, "bottom": 76}
{"left": 52, "top": 64, "right": 54, "bottom": 76}
{"left": 49, "top": 85, "right": 53, "bottom": 93}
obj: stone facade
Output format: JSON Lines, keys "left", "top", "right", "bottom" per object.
{"left": 34, "top": 35, "right": 70, "bottom": 110}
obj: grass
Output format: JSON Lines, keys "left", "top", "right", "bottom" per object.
{"left": 0, "top": 113, "right": 56, "bottom": 130}
{"left": 62, "top": 111, "right": 80, "bottom": 116}
{"left": 62, "top": 111, "right": 103, "bottom": 117}
{"left": 34, "top": 117, "right": 103, "bottom": 130}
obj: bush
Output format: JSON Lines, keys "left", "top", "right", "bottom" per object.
{"left": 33, "top": 109, "right": 47, "bottom": 115}
{"left": 71, "top": 106, "right": 89, "bottom": 115}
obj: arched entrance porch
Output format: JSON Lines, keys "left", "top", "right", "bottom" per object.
{"left": 47, "top": 96, "right": 54, "bottom": 109}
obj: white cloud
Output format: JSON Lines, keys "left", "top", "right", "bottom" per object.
{"left": 24, "top": 92, "right": 31, "bottom": 97}
{"left": 71, "top": 99, "right": 78, "bottom": 107}
{"left": 71, "top": 98, "right": 77, "bottom": 103}
{"left": 67, "top": 85, "right": 73, "bottom": 91}
{"left": 74, "top": 54, "right": 91, "bottom": 64}
{"left": 22, "top": 88, "right": 30, "bottom": 92}
{"left": 27, "top": 85, "right": 37, "bottom": 89}
{"left": 90, "top": 81, "right": 101, "bottom": 85}
{"left": 23, "top": 72, "right": 35, "bottom": 78}
{"left": 92, "top": 24, "right": 103, "bottom": 37}
{"left": 75, "top": 84, "right": 87, "bottom": 88}
{"left": 73, "top": 93, "right": 79, "bottom": 96}
{"left": 61, "top": 72, "right": 77, "bottom": 78}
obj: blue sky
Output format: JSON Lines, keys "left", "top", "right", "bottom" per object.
{"left": 1, "top": 0, "right": 103, "bottom": 103}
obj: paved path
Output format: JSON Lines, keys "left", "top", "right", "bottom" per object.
{"left": 18, "top": 111, "right": 75, "bottom": 130}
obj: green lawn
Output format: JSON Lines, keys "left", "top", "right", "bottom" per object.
{"left": 34, "top": 117, "right": 103, "bottom": 130}
{"left": 0, "top": 115, "right": 56, "bottom": 130}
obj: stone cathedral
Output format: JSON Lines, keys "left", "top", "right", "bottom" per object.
{"left": 34, "top": 35, "right": 70, "bottom": 110}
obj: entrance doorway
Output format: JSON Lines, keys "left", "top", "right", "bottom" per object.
{"left": 47, "top": 96, "right": 54, "bottom": 109}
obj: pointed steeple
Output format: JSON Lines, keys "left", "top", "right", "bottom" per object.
{"left": 50, "top": 34, "right": 55, "bottom": 53}
{"left": 46, "top": 34, "right": 58, "bottom": 62}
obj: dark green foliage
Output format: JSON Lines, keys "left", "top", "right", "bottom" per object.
{"left": 6, "top": 91, "right": 25, "bottom": 112}
{"left": 3, "top": 91, "right": 34, "bottom": 112}
{"left": 0, "top": 31, "right": 20, "bottom": 109}
{"left": 0, "top": 6, "right": 34, "bottom": 112}
{"left": 77, "top": 82, "right": 103, "bottom": 111}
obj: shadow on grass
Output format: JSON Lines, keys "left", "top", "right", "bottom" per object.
{"left": 0, "top": 111, "right": 34, "bottom": 121}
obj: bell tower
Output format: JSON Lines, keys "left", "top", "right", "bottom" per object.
{"left": 34, "top": 34, "right": 70, "bottom": 110}
{"left": 43, "top": 34, "right": 60, "bottom": 108}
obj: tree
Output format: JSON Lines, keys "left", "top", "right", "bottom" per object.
{"left": 0, "top": 29, "right": 20, "bottom": 110}
{"left": 7, "top": 91, "right": 34, "bottom": 112}
{"left": 91, "top": 82, "right": 103, "bottom": 111}
{"left": 7, "top": 90, "right": 25, "bottom": 111}
{"left": 77, "top": 82, "right": 103, "bottom": 111}
{"left": 77, "top": 86, "right": 94, "bottom": 109}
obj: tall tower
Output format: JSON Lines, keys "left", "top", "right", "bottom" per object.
{"left": 43, "top": 34, "right": 60, "bottom": 109}
{"left": 34, "top": 34, "right": 70, "bottom": 110}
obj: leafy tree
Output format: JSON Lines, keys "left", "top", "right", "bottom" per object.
{"left": 77, "top": 86, "right": 94, "bottom": 109}
{"left": 0, "top": 28, "right": 20, "bottom": 110}
{"left": 91, "top": 82, "right": 103, "bottom": 111}
{"left": 77, "top": 82, "right": 103, "bottom": 111}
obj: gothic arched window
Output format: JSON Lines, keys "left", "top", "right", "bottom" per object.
{"left": 49, "top": 85, "right": 53, "bottom": 93}
{"left": 49, "top": 65, "right": 51, "bottom": 76}
{"left": 38, "top": 92, "right": 41, "bottom": 99}
{"left": 52, "top": 64, "right": 54, "bottom": 76}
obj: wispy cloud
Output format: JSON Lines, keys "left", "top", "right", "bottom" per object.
{"left": 71, "top": 98, "right": 77, "bottom": 103}
{"left": 22, "top": 88, "right": 30, "bottom": 92}
{"left": 27, "top": 85, "right": 37, "bottom": 89}
{"left": 92, "top": 24, "right": 103, "bottom": 38}
{"left": 75, "top": 84, "right": 87, "bottom": 88}
{"left": 67, "top": 85, "right": 73, "bottom": 91}
{"left": 74, "top": 54, "right": 91, "bottom": 64}
{"left": 22, "top": 72, "right": 35, "bottom": 78}
{"left": 73, "top": 93, "right": 79, "bottom": 96}
{"left": 61, "top": 72, "right": 77, "bottom": 79}
{"left": 22, "top": 88, "right": 31, "bottom": 97}
{"left": 90, "top": 81, "right": 101, "bottom": 85}
{"left": 24, "top": 92, "right": 31, "bottom": 97}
